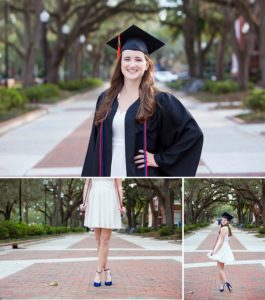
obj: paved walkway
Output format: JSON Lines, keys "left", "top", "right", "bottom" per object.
{"left": 0, "top": 232, "right": 182, "bottom": 299}
{"left": 0, "top": 83, "right": 265, "bottom": 176}
{"left": 184, "top": 224, "right": 265, "bottom": 300}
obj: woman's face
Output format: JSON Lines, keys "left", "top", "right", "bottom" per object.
{"left": 121, "top": 50, "right": 148, "bottom": 81}
{"left": 221, "top": 217, "right": 228, "bottom": 226}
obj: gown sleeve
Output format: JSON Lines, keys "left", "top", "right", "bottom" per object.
{"left": 153, "top": 92, "right": 203, "bottom": 176}
{"left": 81, "top": 91, "right": 106, "bottom": 176}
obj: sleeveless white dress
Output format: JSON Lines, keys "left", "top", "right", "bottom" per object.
{"left": 208, "top": 234, "right": 235, "bottom": 264}
{"left": 84, "top": 178, "right": 122, "bottom": 229}
{"left": 110, "top": 108, "right": 127, "bottom": 177}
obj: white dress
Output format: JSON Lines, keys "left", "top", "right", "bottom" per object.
{"left": 84, "top": 178, "right": 122, "bottom": 229}
{"left": 208, "top": 234, "right": 235, "bottom": 264}
{"left": 110, "top": 108, "right": 127, "bottom": 177}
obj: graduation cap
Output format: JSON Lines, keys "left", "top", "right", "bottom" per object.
{"left": 106, "top": 24, "right": 165, "bottom": 59}
{"left": 221, "top": 212, "right": 234, "bottom": 221}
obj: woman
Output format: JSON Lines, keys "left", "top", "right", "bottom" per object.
{"left": 208, "top": 212, "right": 235, "bottom": 293}
{"left": 80, "top": 178, "right": 124, "bottom": 287}
{"left": 82, "top": 25, "right": 203, "bottom": 177}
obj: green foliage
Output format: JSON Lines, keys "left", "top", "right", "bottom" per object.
{"left": 243, "top": 224, "right": 256, "bottom": 229}
{"left": 258, "top": 227, "right": 265, "bottom": 234}
{"left": 136, "top": 227, "right": 151, "bottom": 233}
{"left": 184, "top": 223, "right": 209, "bottom": 233}
{"left": 0, "top": 220, "right": 85, "bottom": 240}
{"left": 167, "top": 80, "right": 187, "bottom": 91}
{"left": 203, "top": 80, "right": 239, "bottom": 94}
{"left": 0, "top": 221, "right": 24, "bottom": 238}
{"left": 23, "top": 84, "right": 60, "bottom": 103}
{"left": 0, "top": 224, "right": 9, "bottom": 239}
{"left": 58, "top": 78, "right": 103, "bottom": 91}
{"left": 244, "top": 89, "right": 265, "bottom": 112}
{"left": 158, "top": 226, "right": 172, "bottom": 236}
{"left": 27, "top": 224, "right": 45, "bottom": 236}
{"left": 0, "top": 88, "right": 27, "bottom": 112}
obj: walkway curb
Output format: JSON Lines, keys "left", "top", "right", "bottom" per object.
{"left": 0, "top": 108, "right": 47, "bottom": 136}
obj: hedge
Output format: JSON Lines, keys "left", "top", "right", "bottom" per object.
{"left": 0, "top": 88, "right": 27, "bottom": 112}
{"left": 203, "top": 80, "right": 239, "bottom": 94}
{"left": 0, "top": 221, "right": 85, "bottom": 240}
{"left": 22, "top": 84, "right": 60, "bottom": 103}
{"left": 244, "top": 89, "right": 265, "bottom": 112}
{"left": 58, "top": 78, "right": 103, "bottom": 91}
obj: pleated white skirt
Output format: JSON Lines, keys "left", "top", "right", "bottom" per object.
{"left": 207, "top": 237, "right": 235, "bottom": 264}
{"left": 84, "top": 178, "right": 122, "bottom": 229}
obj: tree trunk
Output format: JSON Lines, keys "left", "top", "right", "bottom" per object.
{"left": 24, "top": 206, "right": 29, "bottom": 224}
{"left": 22, "top": 0, "right": 42, "bottom": 87}
{"left": 164, "top": 180, "right": 173, "bottom": 229}
{"left": 259, "top": 0, "right": 265, "bottom": 87}
{"left": 216, "top": 8, "right": 229, "bottom": 80}
{"left": 149, "top": 196, "right": 158, "bottom": 229}
{"left": 261, "top": 179, "right": 265, "bottom": 226}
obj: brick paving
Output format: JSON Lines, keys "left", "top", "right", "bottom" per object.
{"left": 197, "top": 229, "right": 246, "bottom": 250}
{"left": 68, "top": 235, "right": 143, "bottom": 249}
{"left": 0, "top": 233, "right": 181, "bottom": 299}
{"left": 0, "top": 250, "right": 181, "bottom": 261}
{"left": 0, "top": 260, "right": 181, "bottom": 299}
{"left": 184, "top": 225, "right": 265, "bottom": 300}
{"left": 185, "top": 264, "right": 265, "bottom": 300}
{"left": 34, "top": 116, "right": 93, "bottom": 169}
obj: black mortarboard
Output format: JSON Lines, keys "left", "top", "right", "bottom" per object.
{"left": 106, "top": 24, "right": 165, "bottom": 56}
{"left": 221, "top": 212, "right": 234, "bottom": 221}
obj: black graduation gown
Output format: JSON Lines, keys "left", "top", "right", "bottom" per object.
{"left": 81, "top": 90, "right": 203, "bottom": 177}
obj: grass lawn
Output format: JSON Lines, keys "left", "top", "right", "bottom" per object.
{"left": 235, "top": 111, "right": 265, "bottom": 123}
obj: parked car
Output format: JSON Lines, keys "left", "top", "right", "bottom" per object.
{"left": 154, "top": 71, "right": 179, "bottom": 82}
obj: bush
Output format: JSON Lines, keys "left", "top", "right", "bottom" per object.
{"left": 70, "top": 227, "right": 86, "bottom": 233}
{"left": 27, "top": 224, "right": 45, "bottom": 236}
{"left": 23, "top": 83, "right": 60, "bottom": 103}
{"left": 58, "top": 78, "right": 103, "bottom": 91}
{"left": 258, "top": 227, "right": 265, "bottom": 234}
{"left": 203, "top": 80, "right": 239, "bottom": 94}
{"left": 243, "top": 224, "right": 256, "bottom": 229}
{"left": 244, "top": 89, "right": 265, "bottom": 112}
{"left": 0, "top": 221, "right": 85, "bottom": 240}
{"left": 0, "top": 88, "right": 27, "bottom": 112}
{"left": 136, "top": 227, "right": 151, "bottom": 234}
{"left": 158, "top": 226, "right": 172, "bottom": 236}
{"left": 0, "top": 224, "right": 9, "bottom": 239}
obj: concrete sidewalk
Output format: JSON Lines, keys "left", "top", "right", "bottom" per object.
{"left": 0, "top": 232, "right": 182, "bottom": 299}
{"left": 184, "top": 224, "right": 265, "bottom": 300}
{"left": 175, "top": 91, "right": 265, "bottom": 176}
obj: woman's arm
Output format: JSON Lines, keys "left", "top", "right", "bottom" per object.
{"left": 80, "top": 179, "right": 92, "bottom": 210}
{"left": 115, "top": 178, "right": 123, "bottom": 207}
{"left": 212, "top": 227, "right": 227, "bottom": 254}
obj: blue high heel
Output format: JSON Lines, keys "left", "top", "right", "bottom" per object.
{"left": 104, "top": 268, "right": 112, "bottom": 286}
{"left": 225, "top": 282, "right": 232, "bottom": 292}
{"left": 220, "top": 284, "right": 225, "bottom": 292}
{"left": 94, "top": 270, "right": 102, "bottom": 287}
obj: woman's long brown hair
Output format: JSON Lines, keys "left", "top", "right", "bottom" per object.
{"left": 220, "top": 223, "right": 232, "bottom": 237}
{"left": 94, "top": 54, "right": 158, "bottom": 125}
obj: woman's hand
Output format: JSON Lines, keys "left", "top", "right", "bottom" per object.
{"left": 79, "top": 203, "right": 86, "bottom": 212}
{"left": 120, "top": 206, "right": 126, "bottom": 215}
{"left": 134, "top": 149, "right": 158, "bottom": 168}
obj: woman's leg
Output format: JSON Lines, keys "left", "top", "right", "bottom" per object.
{"left": 93, "top": 228, "right": 102, "bottom": 284}
{"left": 217, "top": 261, "right": 228, "bottom": 284}
{"left": 97, "top": 228, "right": 112, "bottom": 271}
{"left": 94, "top": 228, "right": 101, "bottom": 252}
